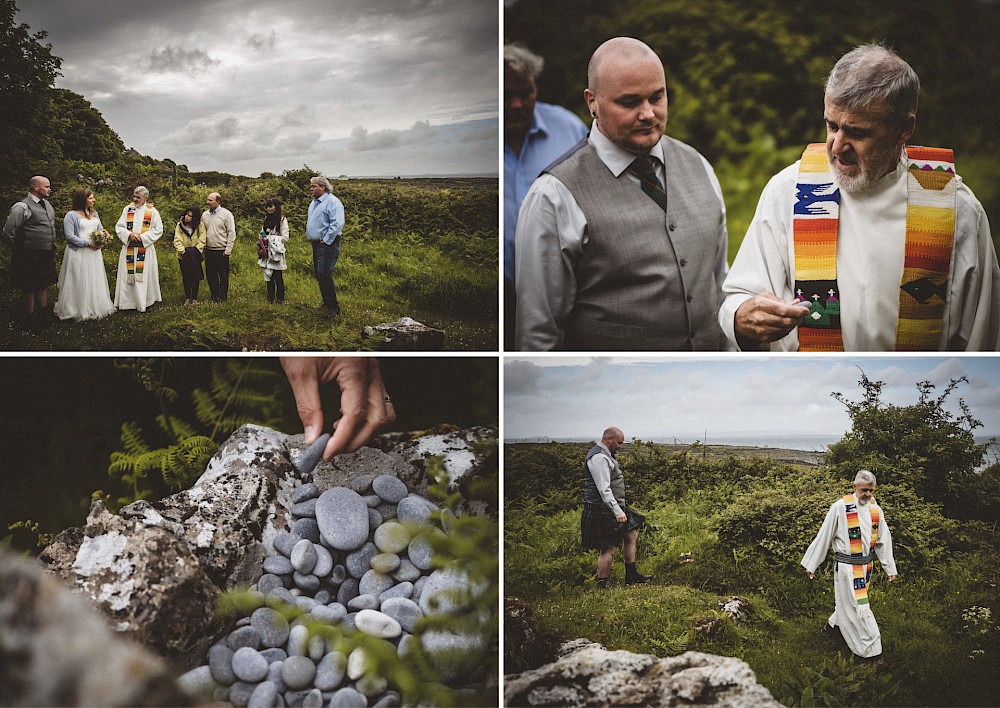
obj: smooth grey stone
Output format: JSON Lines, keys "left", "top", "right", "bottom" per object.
{"left": 258, "top": 573, "right": 285, "bottom": 595}
{"left": 236, "top": 616, "right": 252, "bottom": 628}
{"left": 407, "top": 532, "right": 438, "bottom": 571}
{"left": 293, "top": 572, "right": 321, "bottom": 593}
{"left": 372, "top": 690, "right": 402, "bottom": 707}
{"left": 350, "top": 475, "right": 375, "bottom": 494}
{"left": 396, "top": 495, "right": 438, "bottom": 526}
{"left": 378, "top": 582, "right": 413, "bottom": 604}
{"left": 346, "top": 542, "right": 378, "bottom": 579}
{"left": 281, "top": 654, "right": 317, "bottom": 690}
{"left": 370, "top": 552, "right": 400, "bottom": 574}
{"left": 273, "top": 531, "right": 301, "bottom": 558}
{"left": 228, "top": 625, "right": 263, "bottom": 651}
{"left": 329, "top": 565, "right": 348, "bottom": 585}
{"left": 354, "top": 609, "right": 401, "bottom": 639}
{"left": 229, "top": 681, "right": 257, "bottom": 707}
{"left": 373, "top": 522, "right": 409, "bottom": 554}
{"left": 291, "top": 482, "right": 321, "bottom": 504}
{"left": 303, "top": 688, "right": 324, "bottom": 708}
{"left": 379, "top": 597, "right": 422, "bottom": 633}
{"left": 314, "top": 588, "right": 332, "bottom": 605}
{"left": 291, "top": 539, "right": 318, "bottom": 574}
{"left": 357, "top": 673, "right": 387, "bottom": 698}
{"left": 266, "top": 661, "right": 288, "bottom": 694}
{"left": 293, "top": 595, "right": 319, "bottom": 612}
{"left": 292, "top": 517, "right": 321, "bottom": 544}
{"left": 261, "top": 647, "right": 288, "bottom": 664}
{"left": 248, "top": 680, "right": 279, "bottom": 708}
{"left": 391, "top": 559, "right": 421, "bottom": 583}
{"left": 252, "top": 607, "right": 291, "bottom": 648}
{"left": 367, "top": 507, "right": 383, "bottom": 532}
{"left": 420, "top": 628, "right": 484, "bottom": 681}
{"left": 372, "top": 475, "right": 408, "bottom": 504}
{"left": 232, "top": 646, "right": 269, "bottom": 683}
{"left": 316, "top": 487, "right": 370, "bottom": 551}
{"left": 329, "top": 686, "right": 367, "bottom": 707}
{"left": 362, "top": 493, "right": 382, "bottom": 509}
{"left": 398, "top": 633, "right": 416, "bottom": 659}
{"left": 419, "top": 566, "right": 469, "bottom": 616}
{"left": 291, "top": 498, "right": 318, "bottom": 518}
{"left": 312, "top": 603, "right": 347, "bottom": 624}
{"left": 244, "top": 589, "right": 267, "bottom": 612}
{"left": 285, "top": 688, "right": 312, "bottom": 707}
{"left": 208, "top": 644, "right": 237, "bottom": 685}
{"left": 359, "top": 569, "right": 395, "bottom": 597}
{"left": 265, "top": 586, "right": 297, "bottom": 608}
{"left": 341, "top": 612, "right": 358, "bottom": 631}
{"left": 314, "top": 651, "right": 347, "bottom": 691}
{"left": 336, "top": 578, "right": 360, "bottom": 606}
{"left": 347, "top": 593, "right": 379, "bottom": 611}
{"left": 263, "top": 555, "right": 294, "bottom": 575}
{"left": 312, "top": 544, "right": 334, "bottom": 578}
{"left": 287, "top": 624, "right": 310, "bottom": 656}
{"left": 213, "top": 685, "right": 231, "bottom": 703}
{"left": 308, "top": 633, "right": 327, "bottom": 661}
{"left": 412, "top": 576, "right": 427, "bottom": 604}
{"left": 297, "top": 433, "right": 330, "bottom": 475}
{"left": 176, "top": 664, "right": 214, "bottom": 698}
{"left": 376, "top": 501, "right": 397, "bottom": 521}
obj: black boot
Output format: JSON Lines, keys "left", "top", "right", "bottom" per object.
{"left": 624, "top": 562, "right": 653, "bottom": 585}
{"left": 595, "top": 576, "right": 610, "bottom": 589}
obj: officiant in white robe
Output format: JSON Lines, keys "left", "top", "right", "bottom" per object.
{"left": 801, "top": 470, "right": 897, "bottom": 659}
{"left": 114, "top": 186, "right": 163, "bottom": 312}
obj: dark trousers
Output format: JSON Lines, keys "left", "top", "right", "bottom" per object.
{"left": 311, "top": 239, "right": 341, "bottom": 309}
{"left": 267, "top": 271, "right": 285, "bottom": 303}
{"left": 205, "top": 250, "right": 229, "bottom": 301}
{"left": 505, "top": 280, "right": 516, "bottom": 351}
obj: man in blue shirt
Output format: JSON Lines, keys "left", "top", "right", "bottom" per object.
{"left": 504, "top": 43, "right": 588, "bottom": 349}
{"left": 306, "top": 176, "right": 345, "bottom": 318}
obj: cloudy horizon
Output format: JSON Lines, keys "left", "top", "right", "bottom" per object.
{"left": 15, "top": 0, "right": 498, "bottom": 177}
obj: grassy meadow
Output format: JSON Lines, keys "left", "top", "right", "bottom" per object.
{"left": 504, "top": 441, "right": 1000, "bottom": 707}
{"left": 0, "top": 176, "right": 497, "bottom": 351}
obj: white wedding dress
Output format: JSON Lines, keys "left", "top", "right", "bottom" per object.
{"left": 54, "top": 215, "right": 116, "bottom": 321}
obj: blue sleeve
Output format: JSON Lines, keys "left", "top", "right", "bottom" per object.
{"left": 326, "top": 198, "right": 344, "bottom": 242}
{"left": 63, "top": 212, "right": 90, "bottom": 248}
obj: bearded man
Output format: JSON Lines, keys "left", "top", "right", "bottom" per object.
{"left": 801, "top": 470, "right": 897, "bottom": 664}
{"left": 720, "top": 43, "right": 999, "bottom": 351}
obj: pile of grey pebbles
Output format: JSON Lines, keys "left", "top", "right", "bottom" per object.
{"left": 179, "top": 439, "right": 480, "bottom": 707}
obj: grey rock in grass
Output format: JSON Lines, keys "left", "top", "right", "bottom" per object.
{"left": 232, "top": 646, "right": 269, "bottom": 683}
{"left": 297, "top": 433, "right": 330, "bottom": 475}
{"left": 316, "top": 487, "right": 370, "bottom": 551}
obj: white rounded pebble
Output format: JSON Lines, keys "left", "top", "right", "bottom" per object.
{"left": 355, "top": 609, "right": 402, "bottom": 639}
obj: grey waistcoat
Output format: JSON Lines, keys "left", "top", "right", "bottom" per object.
{"left": 14, "top": 197, "right": 57, "bottom": 250}
{"left": 547, "top": 136, "right": 725, "bottom": 350}
{"left": 583, "top": 444, "right": 625, "bottom": 507}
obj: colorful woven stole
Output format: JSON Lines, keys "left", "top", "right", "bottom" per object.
{"left": 125, "top": 206, "right": 153, "bottom": 283}
{"left": 792, "top": 144, "right": 957, "bottom": 351}
{"left": 843, "top": 493, "right": 880, "bottom": 612}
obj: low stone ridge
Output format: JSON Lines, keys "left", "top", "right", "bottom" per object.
{"left": 361, "top": 316, "right": 446, "bottom": 351}
{"left": 503, "top": 639, "right": 781, "bottom": 707}
{"left": 0, "top": 544, "right": 188, "bottom": 707}
{"left": 28, "top": 423, "right": 497, "bottom": 702}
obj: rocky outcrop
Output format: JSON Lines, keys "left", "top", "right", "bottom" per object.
{"left": 503, "top": 639, "right": 781, "bottom": 708}
{"left": 0, "top": 543, "right": 188, "bottom": 707}
{"left": 362, "top": 317, "right": 446, "bottom": 350}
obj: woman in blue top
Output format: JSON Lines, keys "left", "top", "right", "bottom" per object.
{"left": 54, "top": 188, "right": 115, "bottom": 321}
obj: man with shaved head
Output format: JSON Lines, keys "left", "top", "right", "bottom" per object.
{"left": 3, "top": 175, "right": 58, "bottom": 328}
{"left": 514, "top": 37, "right": 729, "bottom": 351}
{"left": 581, "top": 426, "right": 652, "bottom": 588}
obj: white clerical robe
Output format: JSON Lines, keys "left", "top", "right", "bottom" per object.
{"left": 801, "top": 497, "right": 896, "bottom": 658}
{"left": 114, "top": 204, "right": 163, "bottom": 312}
{"left": 720, "top": 153, "right": 1000, "bottom": 351}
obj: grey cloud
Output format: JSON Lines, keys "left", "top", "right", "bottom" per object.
{"left": 504, "top": 360, "right": 545, "bottom": 395}
{"left": 145, "top": 47, "right": 219, "bottom": 74}
{"left": 248, "top": 30, "right": 277, "bottom": 51}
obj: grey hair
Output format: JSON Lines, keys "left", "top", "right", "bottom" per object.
{"left": 504, "top": 42, "right": 544, "bottom": 81}
{"left": 825, "top": 43, "right": 919, "bottom": 123}
{"left": 134, "top": 186, "right": 149, "bottom": 199}
{"left": 853, "top": 469, "right": 877, "bottom": 487}
{"left": 310, "top": 176, "right": 332, "bottom": 193}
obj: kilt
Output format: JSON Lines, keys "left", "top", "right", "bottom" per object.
{"left": 581, "top": 501, "right": 646, "bottom": 551}
{"left": 10, "top": 246, "right": 57, "bottom": 291}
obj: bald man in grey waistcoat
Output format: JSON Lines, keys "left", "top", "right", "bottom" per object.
{"left": 514, "top": 37, "right": 730, "bottom": 351}
{"left": 2, "top": 176, "right": 58, "bottom": 327}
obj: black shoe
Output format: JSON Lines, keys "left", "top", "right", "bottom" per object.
{"left": 625, "top": 572, "right": 653, "bottom": 585}
{"left": 324, "top": 305, "right": 341, "bottom": 318}
{"left": 596, "top": 577, "right": 610, "bottom": 589}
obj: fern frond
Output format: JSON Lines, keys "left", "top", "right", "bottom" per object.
{"left": 119, "top": 421, "right": 150, "bottom": 455}
{"left": 156, "top": 413, "right": 198, "bottom": 441}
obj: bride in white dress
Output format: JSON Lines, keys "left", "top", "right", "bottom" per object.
{"left": 54, "top": 188, "right": 115, "bottom": 321}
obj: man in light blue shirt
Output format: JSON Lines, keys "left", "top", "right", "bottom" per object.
{"left": 306, "top": 175, "right": 345, "bottom": 317}
{"left": 504, "top": 43, "right": 588, "bottom": 349}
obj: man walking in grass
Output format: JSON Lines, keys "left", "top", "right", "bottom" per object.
{"left": 581, "top": 426, "right": 652, "bottom": 588}
{"left": 802, "top": 470, "right": 897, "bottom": 665}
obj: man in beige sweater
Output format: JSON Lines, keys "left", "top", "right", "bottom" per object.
{"left": 203, "top": 192, "right": 237, "bottom": 301}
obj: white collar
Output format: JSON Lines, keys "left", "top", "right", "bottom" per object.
{"left": 589, "top": 124, "right": 665, "bottom": 178}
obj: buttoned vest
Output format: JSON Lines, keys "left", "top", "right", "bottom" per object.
{"left": 15, "top": 196, "right": 57, "bottom": 250}
{"left": 583, "top": 444, "right": 625, "bottom": 506}
{"left": 547, "top": 136, "right": 724, "bottom": 350}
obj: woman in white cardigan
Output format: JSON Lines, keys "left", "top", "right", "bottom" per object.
{"left": 54, "top": 188, "right": 115, "bottom": 321}
{"left": 258, "top": 197, "right": 289, "bottom": 303}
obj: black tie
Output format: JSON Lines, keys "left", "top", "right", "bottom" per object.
{"left": 628, "top": 155, "right": 667, "bottom": 212}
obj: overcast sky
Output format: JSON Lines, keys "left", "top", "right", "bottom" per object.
{"left": 504, "top": 356, "right": 1000, "bottom": 442}
{"left": 16, "top": 0, "right": 498, "bottom": 177}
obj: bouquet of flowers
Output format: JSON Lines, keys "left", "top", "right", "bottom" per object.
{"left": 91, "top": 227, "right": 115, "bottom": 248}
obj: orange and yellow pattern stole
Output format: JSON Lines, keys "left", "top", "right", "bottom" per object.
{"left": 844, "top": 493, "right": 880, "bottom": 612}
{"left": 793, "top": 143, "right": 957, "bottom": 351}
{"left": 125, "top": 206, "right": 153, "bottom": 283}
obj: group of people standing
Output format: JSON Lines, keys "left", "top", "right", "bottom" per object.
{"left": 2, "top": 175, "right": 345, "bottom": 325}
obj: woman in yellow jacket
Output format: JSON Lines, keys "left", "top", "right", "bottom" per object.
{"left": 174, "top": 206, "right": 207, "bottom": 305}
